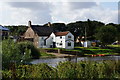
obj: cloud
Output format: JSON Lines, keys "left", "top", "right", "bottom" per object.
{"left": 0, "top": 2, "right": 118, "bottom": 25}
{"left": 69, "top": 2, "right": 97, "bottom": 9}
{"left": 8, "top": 2, "right": 51, "bottom": 10}
{"left": 50, "top": 2, "right": 118, "bottom": 24}
{"left": 1, "top": 2, "right": 53, "bottom": 25}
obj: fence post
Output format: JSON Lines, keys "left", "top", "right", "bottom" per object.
{"left": 58, "top": 49, "right": 60, "bottom": 54}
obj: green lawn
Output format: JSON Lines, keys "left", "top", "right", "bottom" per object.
{"left": 40, "top": 52, "right": 55, "bottom": 57}
{"left": 107, "top": 45, "right": 120, "bottom": 47}
{"left": 40, "top": 46, "right": 120, "bottom": 56}
{"left": 74, "top": 46, "right": 120, "bottom": 56}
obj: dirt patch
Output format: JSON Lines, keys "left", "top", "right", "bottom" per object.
{"left": 47, "top": 52, "right": 75, "bottom": 57}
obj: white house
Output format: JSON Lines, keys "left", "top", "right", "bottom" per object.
{"left": 24, "top": 21, "right": 74, "bottom": 49}
{"left": 38, "top": 31, "right": 74, "bottom": 49}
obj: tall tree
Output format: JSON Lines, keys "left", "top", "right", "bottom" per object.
{"left": 95, "top": 25, "right": 117, "bottom": 45}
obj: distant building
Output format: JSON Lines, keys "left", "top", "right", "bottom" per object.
{"left": 0, "top": 25, "right": 9, "bottom": 39}
{"left": 24, "top": 21, "right": 74, "bottom": 49}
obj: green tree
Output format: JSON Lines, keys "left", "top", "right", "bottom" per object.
{"left": 5, "top": 25, "right": 27, "bottom": 36}
{"left": 66, "top": 20, "right": 104, "bottom": 41}
{"left": 95, "top": 25, "right": 117, "bottom": 46}
{"left": 2, "top": 40, "right": 40, "bottom": 69}
{"left": 115, "top": 24, "right": 120, "bottom": 44}
{"left": 51, "top": 23, "right": 66, "bottom": 32}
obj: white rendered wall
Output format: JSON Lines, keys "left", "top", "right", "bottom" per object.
{"left": 55, "top": 36, "right": 65, "bottom": 48}
{"left": 65, "top": 32, "right": 74, "bottom": 49}
{"left": 46, "top": 33, "right": 56, "bottom": 48}
{"left": 38, "top": 32, "right": 74, "bottom": 49}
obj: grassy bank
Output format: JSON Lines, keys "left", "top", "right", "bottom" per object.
{"left": 107, "top": 45, "right": 120, "bottom": 47}
{"left": 42, "top": 46, "right": 120, "bottom": 57}
{"left": 3, "top": 60, "right": 120, "bottom": 79}
{"left": 74, "top": 47, "right": 120, "bottom": 56}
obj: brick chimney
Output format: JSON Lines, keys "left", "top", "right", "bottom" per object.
{"left": 28, "top": 21, "right": 32, "bottom": 27}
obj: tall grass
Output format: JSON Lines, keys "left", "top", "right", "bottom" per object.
{"left": 2, "top": 60, "right": 120, "bottom": 79}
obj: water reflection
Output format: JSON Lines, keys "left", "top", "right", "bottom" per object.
{"left": 31, "top": 56, "right": 120, "bottom": 67}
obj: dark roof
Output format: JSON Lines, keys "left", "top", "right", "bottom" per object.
{"left": 0, "top": 26, "right": 9, "bottom": 31}
{"left": 31, "top": 25, "right": 53, "bottom": 36}
{"left": 54, "top": 31, "right": 69, "bottom": 36}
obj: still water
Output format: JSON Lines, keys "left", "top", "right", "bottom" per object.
{"left": 31, "top": 56, "right": 120, "bottom": 67}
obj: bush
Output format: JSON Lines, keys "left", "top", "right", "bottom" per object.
{"left": 2, "top": 40, "right": 40, "bottom": 69}
{"left": 3, "top": 64, "right": 57, "bottom": 79}
{"left": 2, "top": 60, "right": 120, "bottom": 79}
{"left": 17, "top": 41, "right": 40, "bottom": 59}
{"left": 57, "top": 61, "right": 77, "bottom": 79}
{"left": 112, "top": 48, "right": 120, "bottom": 53}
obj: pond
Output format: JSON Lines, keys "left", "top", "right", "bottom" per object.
{"left": 31, "top": 56, "right": 120, "bottom": 67}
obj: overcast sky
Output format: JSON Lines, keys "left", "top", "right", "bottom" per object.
{"left": 0, "top": 1, "right": 119, "bottom": 26}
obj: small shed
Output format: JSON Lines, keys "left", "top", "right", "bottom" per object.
{"left": 0, "top": 25, "right": 9, "bottom": 39}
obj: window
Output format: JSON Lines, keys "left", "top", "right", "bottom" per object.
{"left": 68, "top": 42, "right": 71, "bottom": 46}
{"left": 60, "top": 36, "right": 62, "bottom": 39}
{"left": 60, "top": 43, "right": 62, "bottom": 45}
{"left": 68, "top": 35, "right": 71, "bottom": 38}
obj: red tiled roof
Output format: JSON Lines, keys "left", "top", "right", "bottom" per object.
{"left": 54, "top": 31, "right": 69, "bottom": 36}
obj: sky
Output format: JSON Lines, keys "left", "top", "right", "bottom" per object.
{"left": 0, "top": 0, "right": 119, "bottom": 26}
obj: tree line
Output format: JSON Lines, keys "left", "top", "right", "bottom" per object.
{"left": 5, "top": 19, "right": 120, "bottom": 45}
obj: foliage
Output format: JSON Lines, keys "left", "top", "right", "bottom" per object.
{"left": 5, "top": 25, "right": 27, "bottom": 36}
{"left": 2, "top": 40, "right": 40, "bottom": 69}
{"left": 57, "top": 61, "right": 77, "bottom": 79}
{"left": 66, "top": 20, "right": 105, "bottom": 41}
{"left": 95, "top": 25, "right": 117, "bottom": 45}
{"left": 2, "top": 39, "right": 25, "bottom": 69}
{"left": 2, "top": 60, "right": 120, "bottom": 79}
{"left": 3, "top": 63, "right": 57, "bottom": 79}
{"left": 51, "top": 23, "right": 66, "bottom": 32}
{"left": 17, "top": 41, "right": 41, "bottom": 59}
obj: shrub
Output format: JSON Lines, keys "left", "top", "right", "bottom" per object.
{"left": 2, "top": 40, "right": 40, "bottom": 69}
{"left": 2, "top": 60, "right": 120, "bottom": 79}
{"left": 57, "top": 61, "right": 77, "bottom": 79}
{"left": 17, "top": 41, "right": 40, "bottom": 59}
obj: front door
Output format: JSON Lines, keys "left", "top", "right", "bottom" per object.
{"left": 53, "top": 42, "right": 56, "bottom": 48}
